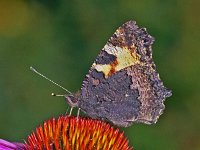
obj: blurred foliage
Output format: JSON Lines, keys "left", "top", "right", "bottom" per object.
{"left": 0, "top": 0, "right": 200, "bottom": 150}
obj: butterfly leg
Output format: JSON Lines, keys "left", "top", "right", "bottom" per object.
{"left": 65, "top": 106, "right": 70, "bottom": 116}
{"left": 76, "top": 108, "right": 81, "bottom": 121}
{"left": 69, "top": 107, "right": 74, "bottom": 116}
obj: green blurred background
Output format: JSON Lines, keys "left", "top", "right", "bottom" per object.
{"left": 0, "top": 0, "right": 199, "bottom": 149}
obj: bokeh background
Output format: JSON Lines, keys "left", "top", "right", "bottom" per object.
{"left": 0, "top": 0, "right": 199, "bottom": 149}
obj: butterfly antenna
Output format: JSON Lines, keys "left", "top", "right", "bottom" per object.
{"left": 30, "top": 66, "right": 72, "bottom": 94}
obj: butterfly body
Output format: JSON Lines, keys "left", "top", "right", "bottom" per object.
{"left": 65, "top": 20, "right": 172, "bottom": 127}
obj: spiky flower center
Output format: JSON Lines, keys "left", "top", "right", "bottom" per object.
{"left": 26, "top": 116, "right": 132, "bottom": 150}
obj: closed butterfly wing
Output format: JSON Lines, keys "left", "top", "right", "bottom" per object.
{"left": 77, "top": 21, "right": 172, "bottom": 127}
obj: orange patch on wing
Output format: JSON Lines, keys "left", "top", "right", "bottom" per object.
{"left": 93, "top": 45, "right": 141, "bottom": 78}
{"left": 108, "top": 60, "right": 118, "bottom": 76}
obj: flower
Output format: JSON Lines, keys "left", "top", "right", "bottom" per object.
{"left": 0, "top": 139, "right": 26, "bottom": 150}
{"left": 1, "top": 116, "right": 133, "bottom": 150}
{"left": 27, "top": 116, "right": 132, "bottom": 150}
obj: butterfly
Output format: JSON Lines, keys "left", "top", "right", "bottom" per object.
{"left": 31, "top": 20, "right": 172, "bottom": 127}
{"left": 63, "top": 20, "right": 172, "bottom": 127}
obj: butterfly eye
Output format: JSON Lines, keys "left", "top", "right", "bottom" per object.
{"left": 65, "top": 95, "right": 78, "bottom": 107}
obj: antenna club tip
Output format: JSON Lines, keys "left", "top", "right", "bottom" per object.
{"left": 51, "top": 93, "right": 65, "bottom": 97}
{"left": 30, "top": 66, "right": 36, "bottom": 72}
{"left": 51, "top": 93, "right": 56, "bottom": 96}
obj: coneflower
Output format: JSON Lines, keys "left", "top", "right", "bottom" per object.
{"left": 0, "top": 139, "right": 26, "bottom": 150}
{"left": 0, "top": 115, "right": 133, "bottom": 150}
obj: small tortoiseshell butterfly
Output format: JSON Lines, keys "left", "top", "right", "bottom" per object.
{"left": 31, "top": 20, "right": 172, "bottom": 127}
{"left": 64, "top": 20, "right": 172, "bottom": 127}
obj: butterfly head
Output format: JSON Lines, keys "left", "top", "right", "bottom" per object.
{"left": 64, "top": 92, "right": 80, "bottom": 107}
